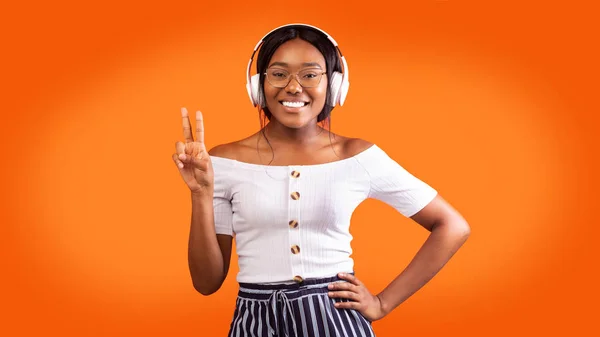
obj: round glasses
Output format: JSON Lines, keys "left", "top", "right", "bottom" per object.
{"left": 264, "top": 68, "right": 326, "bottom": 88}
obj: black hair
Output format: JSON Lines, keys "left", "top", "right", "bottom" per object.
{"left": 256, "top": 25, "right": 342, "bottom": 123}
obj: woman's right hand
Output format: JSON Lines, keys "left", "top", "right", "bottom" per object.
{"left": 172, "top": 107, "right": 214, "bottom": 196}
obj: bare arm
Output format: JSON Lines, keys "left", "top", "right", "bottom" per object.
{"left": 187, "top": 193, "right": 233, "bottom": 295}
{"left": 376, "top": 194, "right": 471, "bottom": 314}
{"left": 172, "top": 107, "right": 233, "bottom": 295}
{"left": 326, "top": 139, "right": 471, "bottom": 320}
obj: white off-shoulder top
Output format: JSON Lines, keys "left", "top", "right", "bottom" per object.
{"left": 210, "top": 145, "right": 437, "bottom": 284}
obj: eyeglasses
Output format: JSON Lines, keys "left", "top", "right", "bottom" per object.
{"left": 264, "top": 68, "right": 326, "bottom": 88}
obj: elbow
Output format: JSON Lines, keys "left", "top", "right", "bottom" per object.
{"left": 197, "top": 288, "right": 217, "bottom": 296}
{"left": 188, "top": 263, "right": 227, "bottom": 296}
{"left": 455, "top": 216, "right": 470, "bottom": 235}
{"left": 190, "top": 272, "right": 226, "bottom": 295}
{"left": 435, "top": 216, "right": 471, "bottom": 243}
{"left": 193, "top": 282, "right": 222, "bottom": 296}
{"left": 453, "top": 219, "right": 471, "bottom": 243}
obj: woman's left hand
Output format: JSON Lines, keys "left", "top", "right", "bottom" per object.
{"left": 328, "top": 273, "right": 387, "bottom": 321}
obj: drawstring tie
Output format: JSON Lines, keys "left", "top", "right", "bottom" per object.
{"left": 266, "top": 289, "right": 298, "bottom": 336}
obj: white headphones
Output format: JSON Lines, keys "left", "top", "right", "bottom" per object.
{"left": 245, "top": 23, "right": 350, "bottom": 108}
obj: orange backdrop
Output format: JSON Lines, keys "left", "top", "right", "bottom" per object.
{"left": 1, "top": 0, "right": 598, "bottom": 336}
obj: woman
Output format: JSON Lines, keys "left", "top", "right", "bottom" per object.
{"left": 173, "top": 24, "right": 471, "bottom": 337}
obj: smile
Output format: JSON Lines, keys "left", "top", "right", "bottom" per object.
{"left": 280, "top": 101, "right": 309, "bottom": 108}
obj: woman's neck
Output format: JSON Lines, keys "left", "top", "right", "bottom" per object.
{"left": 263, "top": 120, "right": 326, "bottom": 146}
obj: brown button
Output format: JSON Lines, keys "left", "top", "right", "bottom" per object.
{"left": 291, "top": 245, "right": 300, "bottom": 254}
{"left": 291, "top": 170, "right": 300, "bottom": 178}
{"left": 289, "top": 220, "right": 299, "bottom": 229}
{"left": 290, "top": 191, "right": 300, "bottom": 200}
{"left": 293, "top": 275, "right": 304, "bottom": 283}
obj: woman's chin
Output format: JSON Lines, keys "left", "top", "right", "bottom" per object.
{"left": 280, "top": 118, "right": 309, "bottom": 129}
{"left": 270, "top": 111, "right": 314, "bottom": 129}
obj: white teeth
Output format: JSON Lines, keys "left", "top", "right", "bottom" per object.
{"left": 281, "top": 101, "right": 306, "bottom": 108}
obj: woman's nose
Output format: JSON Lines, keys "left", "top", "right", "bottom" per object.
{"left": 285, "top": 75, "right": 302, "bottom": 93}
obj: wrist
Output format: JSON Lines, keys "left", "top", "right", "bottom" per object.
{"left": 191, "top": 190, "right": 213, "bottom": 203}
{"left": 376, "top": 293, "right": 391, "bottom": 317}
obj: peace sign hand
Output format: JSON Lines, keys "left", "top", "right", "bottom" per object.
{"left": 172, "top": 107, "right": 214, "bottom": 196}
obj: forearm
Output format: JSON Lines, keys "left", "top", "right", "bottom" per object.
{"left": 377, "top": 218, "right": 470, "bottom": 315}
{"left": 187, "top": 192, "right": 225, "bottom": 294}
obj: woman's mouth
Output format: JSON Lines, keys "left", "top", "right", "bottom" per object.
{"left": 279, "top": 101, "right": 309, "bottom": 108}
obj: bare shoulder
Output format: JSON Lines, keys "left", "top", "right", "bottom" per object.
{"left": 207, "top": 142, "right": 240, "bottom": 160}
{"left": 341, "top": 137, "right": 375, "bottom": 158}
{"left": 208, "top": 134, "right": 259, "bottom": 160}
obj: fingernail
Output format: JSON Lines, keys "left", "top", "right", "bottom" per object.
{"left": 328, "top": 284, "right": 333, "bottom": 289}
{"left": 178, "top": 163, "right": 184, "bottom": 169}
{"left": 328, "top": 292, "right": 333, "bottom": 296}
{"left": 179, "top": 154, "right": 186, "bottom": 160}
{"left": 339, "top": 273, "right": 345, "bottom": 277}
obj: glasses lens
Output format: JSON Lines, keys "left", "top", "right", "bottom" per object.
{"left": 297, "top": 69, "right": 323, "bottom": 88}
{"left": 266, "top": 68, "right": 290, "bottom": 88}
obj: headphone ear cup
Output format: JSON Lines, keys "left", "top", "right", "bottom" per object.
{"left": 250, "top": 73, "right": 263, "bottom": 107}
{"left": 328, "top": 71, "right": 343, "bottom": 106}
{"left": 339, "top": 75, "right": 349, "bottom": 106}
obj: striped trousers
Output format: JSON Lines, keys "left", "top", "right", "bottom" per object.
{"left": 227, "top": 275, "right": 376, "bottom": 337}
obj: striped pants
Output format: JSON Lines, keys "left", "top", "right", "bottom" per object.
{"left": 227, "top": 275, "right": 376, "bottom": 337}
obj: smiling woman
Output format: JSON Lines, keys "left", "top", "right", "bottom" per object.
{"left": 172, "top": 23, "right": 470, "bottom": 337}
{"left": 261, "top": 38, "right": 330, "bottom": 129}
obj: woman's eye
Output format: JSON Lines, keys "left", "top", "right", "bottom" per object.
{"left": 272, "top": 72, "right": 287, "bottom": 78}
{"left": 302, "top": 73, "right": 318, "bottom": 78}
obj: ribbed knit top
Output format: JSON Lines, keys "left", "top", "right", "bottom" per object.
{"left": 210, "top": 145, "right": 437, "bottom": 283}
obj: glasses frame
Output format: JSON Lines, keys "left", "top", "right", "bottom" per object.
{"left": 264, "top": 68, "right": 327, "bottom": 88}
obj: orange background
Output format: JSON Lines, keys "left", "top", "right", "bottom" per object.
{"left": 1, "top": 0, "right": 598, "bottom": 336}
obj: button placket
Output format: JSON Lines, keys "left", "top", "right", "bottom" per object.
{"left": 288, "top": 166, "right": 304, "bottom": 282}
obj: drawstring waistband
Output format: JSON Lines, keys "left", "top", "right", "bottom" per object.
{"left": 237, "top": 275, "right": 350, "bottom": 337}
